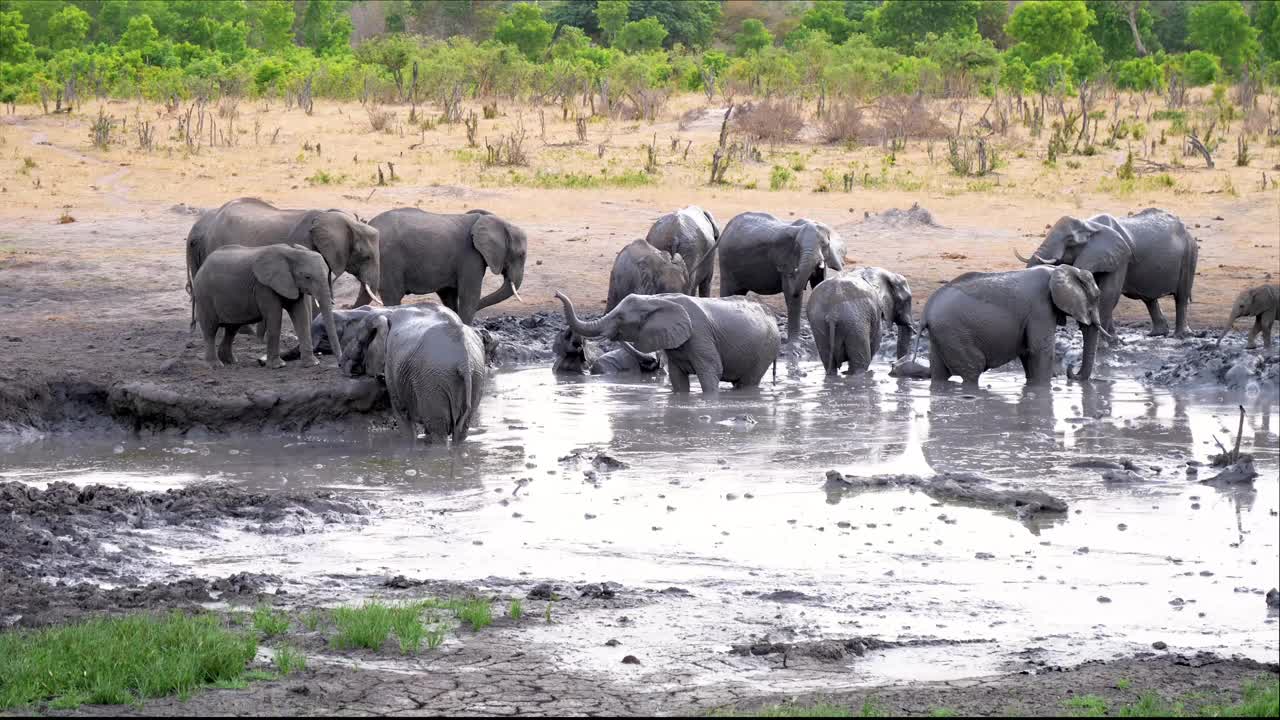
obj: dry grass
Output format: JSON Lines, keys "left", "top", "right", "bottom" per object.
{"left": 735, "top": 99, "right": 805, "bottom": 144}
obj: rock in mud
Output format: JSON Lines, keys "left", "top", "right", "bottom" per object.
{"left": 1202, "top": 459, "right": 1259, "bottom": 485}
{"left": 578, "top": 581, "right": 622, "bottom": 599}
{"left": 1266, "top": 589, "right": 1279, "bottom": 608}
{"left": 383, "top": 575, "right": 427, "bottom": 589}
{"left": 1102, "top": 469, "right": 1146, "bottom": 484}
{"left": 1070, "top": 459, "right": 1126, "bottom": 470}
{"left": 1145, "top": 341, "right": 1280, "bottom": 389}
{"left": 621, "top": 655, "right": 641, "bottom": 665}
{"left": 527, "top": 582, "right": 561, "bottom": 600}
{"left": 758, "top": 590, "right": 815, "bottom": 603}
{"left": 824, "top": 470, "right": 1067, "bottom": 520}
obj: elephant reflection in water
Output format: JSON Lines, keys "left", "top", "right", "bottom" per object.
{"left": 921, "top": 386, "right": 1061, "bottom": 476}
{"left": 772, "top": 375, "right": 918, "bottom": 470}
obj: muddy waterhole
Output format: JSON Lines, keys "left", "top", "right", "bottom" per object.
{"left": 3, "top": 355, "right": 1278, "bottom": 691}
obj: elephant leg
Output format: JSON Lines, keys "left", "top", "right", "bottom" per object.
{"left": 203, "top": 322, "right": 222, "bottom": 368}
{"left": 784, "top": 293, "right": 802, "bottom": 344}
{"left": 1246, "top": 317, "right": 1262, "bottom": 349}
{"left": 217, "top": 325, "right": 239, "bottom": 365}
{"left": 262, "top": 308, "right": 285, "bottom": 369}
{"left": 288, "top": 301, "right": 318, "bottom": 367}
{"left": 668, "top": 368, "right": 691, "bottom": 393}
{"left": 928, "top": 343, "right": 951, "bottom": 387}
{"left": 1144, "top": 298, "right": 1170, "bottom": 337}
{"left": 696, "top": 371, "right": 720, "bottom": 393}
{"left": 1021, "top": 349, "right": 1054, "bottom": 385}
{"left": 1173, "top": 291, "right": 1191, "bottom": 338}
{"left": 1262, "top": 310, "right": 1276, "bottom": 349}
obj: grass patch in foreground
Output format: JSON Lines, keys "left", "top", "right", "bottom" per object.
{"left": 712, "top": 699, "right": 877, "bottom": 717}
{"left": 508, "top": 169, "right": 655, "bottom": 189}
{"left": 0, "top": 612, "right": 256, "bottom": 710}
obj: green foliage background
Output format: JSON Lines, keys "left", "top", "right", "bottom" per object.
{"left": 0, "top": 0, "right": 1276, "bottom": 109}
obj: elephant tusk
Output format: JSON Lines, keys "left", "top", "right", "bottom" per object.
{"left": 1013, "top": 248, "right": 1033, "bottom": 263}
{"left": 363, "top": 284, "right": 384, "bottom": 306}
{"left": 511, "top": 286, "right": 524, "bottom": 303}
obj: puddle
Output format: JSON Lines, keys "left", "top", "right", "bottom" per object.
{"left": 3, "top": 359, "right": 1278, "bottom": 688}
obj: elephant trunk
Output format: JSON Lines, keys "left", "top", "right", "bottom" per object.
{"left": 478, "top": 265, "right": 524, "bottom": 311}
{"left": 314, "top": 285, "right": 343, "bottom": 365}
{"left": 895, "top": 323, "right": 914, "bottom": 362}
{"left": 793, "top": 248, "right": 819, "bottom": 298}
{"left": 557, "top": 292, "right": 611, "bottom": 338}
{"left": 1069, "top": 323, "right": 1098, "bottom": 381}
{"left": 1215, "top": 312, "right": 1239, "bottom": 347}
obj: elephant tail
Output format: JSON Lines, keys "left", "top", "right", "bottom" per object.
{"left": 452, "top": 366, "right": 475, "bottom": 444}
{"left": 825, "top": 316, "right": 837, "bottom": 373}
{"left": 1179, "top": 230, "right": 1199, "bottom": 303}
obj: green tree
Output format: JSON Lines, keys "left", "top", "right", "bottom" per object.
{"left": 976, "top": 0, "right": 1011, "bottom": 48}
{"left": 630, "top": 0, "right": 719, "bottom": 49}
{"left": 1187, "top": 1, "right": 1259, "bottom": 76}
{"left": 1174, "top": 49, "right": 1221, "bottom": 87}
{"left": 46, "top": 5, "right": 90, "bottom": 52}
{"left": 1005, "top": 0, "right": 1094, "bottom": 62}
{"left": 120, "top": 14, "right": 159, "bottom": 52}
{"left": 1070, "top": 38, "right": 1104, "bottom": 84}
{"left": 550, "top": 25, "right": 591, "bottom": 60}
{"left": 1087, "top": 0, "right": 1156, "bottom": 62}
{"left": 923, "top": 30, "right": 1000, "bottom": 95}
{"left": 1150, "top": 0, "right": 1190, "bottom": 54}
{"left": 0, "top": 9, "right": 36, "bottom": 64}
{"left": 6, "top": 0, "right": 65, "bottom": 48}
{"left": 494, "top": 3, "right": 554, "bottom": 61}
{"left": 595, "top": 0, "right": 629, "bottom": 46}
{"left": 247, "top": 0, "right": 296, "bottom": 52}
{"left": 799, "top": 0, "right": 854, "bottom": 45}
{"left": 1000, "top": 52, "right": 1030, "bottom": 98}
{"left": 868, "top": 0, "right": 980, "bottom": 54}
{"left": 213, "top": 20, "right": 249, "bottom": 61}
{"left": 1258, "top": 0, "right": 1280, "bottom": 61}
{"left": 616, "top": 17, "right": 667, "bottom": 53}
{"left": 733, "top": 18, "right": 772, "bottom": 56}
{"left": 356, "top": 33, "right": 416, "bottom": 96}
{"left": 1112, "top": 55, "right": 1163, "bottom": 93}
{"left": 302, "top": 0, "right": 351, "bottom": 54}
{"left": 1030, "top": 52, "right": 1075, "bottom": 97}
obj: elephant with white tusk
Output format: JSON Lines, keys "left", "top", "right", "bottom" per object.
{"left": 192, "top": 245, "right": 341, "bottom": 370}
{"left": 556, "top": 291, "right": 779, "bottom": 394}
{"left": 1216, "top": 284, "right": 1279, "bottom": 349}
{"left": 806, "top": 267, "right": 915, "bottom": 376}
{"left": 921, "top": 265, "right": 1109, "bottom": 386}
{"left": 353, "top": 208, "right": 527, "bottom": 323}
{"left": 1014, "top": 208, "right": 1197, "bottom": 379}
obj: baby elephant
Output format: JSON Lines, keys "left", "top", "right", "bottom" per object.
{"left": 552, "top": 329, "right": 663, "bottom": 375}
{"left": 192, "top": 244, "right": 341, "bottom": 370}
{"left": 1216, "top": 284, "right": 1279, "bottom": 349}
{"left": 806, "top": 267, "right": 914, "bottom": 375}
{"left": 284, "top": 304, "right": 499, "bottom": 363}
{"left": 340, "top": 305, "right": 487, "bottom": 443}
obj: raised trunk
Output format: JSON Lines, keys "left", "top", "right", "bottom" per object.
{"left": 557, "top": 293, "right": 610, "bottom": 337}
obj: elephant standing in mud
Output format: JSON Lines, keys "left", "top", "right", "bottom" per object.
{"left": 340, "top": 305, "right": 487, "bottom": 443}
{"left": 556, "top": 291, "right": 779, "bottom": 393}
{"left": 718, "top": 212, "right": 845, "bottom": 343}
{"left": 192, "top": 245, "right": 341, "bottom": 370}
{"left": 1216, "top": 284, "right": 1279, "bottom": 350}
{"left": 1015, "top": 208, "right": 1198, "bottom": 379}
{"left": 185, "top": 198, "right": 382, "bottom": 304}
{"left": 921, "top": 265, "right": 1111, "bottom": 387}
{"left": 644, "top": 206, "right": 720, "bottom": 297}
{"left": 552, "top": 328, "right": 663, "bottom": 375}
{"left": 286, "top": 304, "right": 500, "bottom": 363}
{"left": 352, "top": 208, "right": 527, "bottom": 324}
{"left": 607, "top": 238, "right": 719, "bottom": 312}
{"left": 806, "top": 267, "right": 915, "bottom": 375}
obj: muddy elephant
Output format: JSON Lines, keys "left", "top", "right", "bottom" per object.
{"left": 1016, "top": 208, "right": 1198, "bottom": 379}
{"left": 607, "top": 238, "right": 719, "bottom": 312}
{"left": 644, "top": 206, "right": 720, "bottom": 297}
{"left": 192, "top": 245, "right": 341, "bottom": 370}
{"left": 552, "top": 328, "right": 663, "bottom": 375}
{"left": 185, "top": 198, "right": 381, "bottom": 304}
{"left": 806, "top": 267, "right": 915, "bottom": 375}
{"left": 557, "top": 292, "right": 779, "bottom": 393}
{"left": 340, "top": 305, "right": 487, "bottom": 443}
{"left": 352, "top": 208, "right": 527, "bottom": 323}
{"left": 1216, "top": 284, "right": 1279, "bottom": 350}
{"left": 718, "top": 212, "right": 845, "bottom": 343}
{"left": 921, "top": 265, "right": 1111, "bottom": 386}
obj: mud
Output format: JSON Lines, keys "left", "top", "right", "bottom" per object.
{"left": 1144, "top": 338, "right": 1280, "bottom": 390}
{"left": 823, "top": 470, "right": 1069, "bottom": 521}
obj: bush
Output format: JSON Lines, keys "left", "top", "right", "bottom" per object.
{"left": 366, "top": 106, "right": 393, "bottom": 132}
{"left": 820, "top": 102, "right": 863, "bottom": 144}
{"left": 769, "top": 165, "right": 793, "bottom": 190}
{"left": 735, "top": 99, "right": 804, "bottom": 144}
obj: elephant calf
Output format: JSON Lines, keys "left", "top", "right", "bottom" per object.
{"left": 557, "top": 291, "right": 779, "bottom": 394}
{"left": 806, "top": 267, "right": 914, "bottom": 375}
{"left": 340, "top": 305, "right": 487, "bottom": 443}
{"left": 921, "top": 265, "right": 1110, "bottom": 386}
{"left": 552, "top": 329, "right": 663, "bottom": 375}
{"left": 1216, "top": 284, "right": 1279, "bottom": 349}
{"left": 192, "top": 244, "right": 341, "bottom": 370}
{"left": 644, "top": 206, "right": 720, "bottom": 297}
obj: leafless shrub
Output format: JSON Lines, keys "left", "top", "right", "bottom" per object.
{"left": 483, "top": 103, "right": 498, "bottom": 120}
{"left": 820, "top": 102, "right": 864, "bottom": 144}
{"left": 299, "top": 75, "right": 314, "bottom": 116}
{"left": 876, "top": 94, "right": 948, "bottom": 148}
{"left": 1242, "top": 107, "right": 1268, "bottom": 136}
{"left": 135, "top": 119, "right": 155, "bottom": 151}
{"left": 217, "top": 97, "right": 239, "bottom": 120}
{"left": 678, "top": 108, "right": 704, "bottom": 131}
{"left": 484, "top": 127, "right": 528, "bottom": 166}
{"left": 464, "top": 111, "right": 478, "bottom": 147}
{"left": 576, "top": 117, "right": 587, "bottom": 142}
{"left": 90, "top": 108, "right": 114, "bottom": 149}
{"left": 734, "top": 99, "right": 804, "bottom": 145}
{"left": 367, "top": 106, "right": 394, "bottom": 132}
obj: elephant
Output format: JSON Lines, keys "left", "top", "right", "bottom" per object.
{"left": 556, "top": 291, "right": 780, "bottom": 393}
{"left": 644, "top": 206, "right": 720, "bottom": 297}
{"left": 607, "top": 237, "right": 720, "bottom": 312}
{"left": 551, "top": 328, "right": 663, "bottom": 375}
{"left": 185, "top": 198, "right": 381, "bottom": 304}
{"left": 282, "top": 304, "right": 500, "bottom": 362}
{"left": 1216, "top": 284, "right": 1279, "bottom": 349}
{"left": 806, "top": 267, "right": 914, "bottom": 375}
{"left": 339, "top": 304, "right": 487, "bottom": 443}
{"left": 920, "top": 265, "right": 1112, "bottom": 386}
{"left": 717, "top": 212, "right": 845, "bottom": 343}
{"left": 352, "top": 208, "right": 527, "bottom": 323}
{"left": 191, "top": 244, "right": 341, "bottom": 370}
{"left": 1015, "top": 208, "right": 1198, "bottom": 379}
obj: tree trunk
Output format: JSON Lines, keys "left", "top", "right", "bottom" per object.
{"left": 1125, "top": 2, "right": 1148, "bottom": 57}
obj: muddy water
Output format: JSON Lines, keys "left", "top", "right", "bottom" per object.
{"left": 3, "top": 359, "right": 1278, "bottom": 689}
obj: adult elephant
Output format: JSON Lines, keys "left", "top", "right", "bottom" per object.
{"left": 718, "top": 212, "right": 845, "bottom": 343}
{"left": 556, "top": 291, "right": 779, "bottom": 394}
{"left": 1216, "top": 283, "right": 1279, "bottom": 349}
{"left": 340, "top": 305, "right": 487, "bottom": 443}
{"left": 353, "top": 208, "right": 527, "bottom": 324}
{"left": 644, "top": 206, "right": 720, "bottom": 297}
{"left": 921, "top": 265, "right": 1112, "bottom": 387}
{"left": 1015, "top": 208, "right": 1198, "bottom": 379}
{"left": 185, "top": 198, "right": 381, "bottom": 303}
{"left": 806, "top": 267, "right": 915, "bottom": 375}
{"left": 607, "top": 237, "right": 719, "bottom": 311}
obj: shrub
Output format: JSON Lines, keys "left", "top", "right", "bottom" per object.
{"left": 367, "top": 106, "right": 393, "bottom": 132}
{"left": 820, "top": 102, "right": 864, "bottom": 144}
{"left": 769, "top": 165, "right": 793, "bottom": 190}
{"left": 735, "top": 99, "right": 805, "bottom": 144}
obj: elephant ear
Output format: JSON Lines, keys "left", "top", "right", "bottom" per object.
{"left": 289, "top": 211, "right": 349, "bottom": 277}
{"left": 885, "top": 271, "right": 913, "bottom": 325}
{"left": 364, "top": 315, "right": 390, "bottom": 378}
{"left": 253, "top": 249, "right": 301, "bottom": 299}
{"left": 1050, "top": 266, "right": 1097, "bottom": 326}
{"left": 631, "top": 298, "right": 694, "bottom": 353}
{"left": 816, "top": 222, "right": 845, "bottom": 272}
{"left": 471, "top": 214, "right": 509, "bottom": 274}
{"left": 698, "top": 207, "right": 719, "bottom": 240}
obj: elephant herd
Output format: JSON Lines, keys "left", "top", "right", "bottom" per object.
{"left": 184, "top": 198, "right": 1278, "bottom": 444}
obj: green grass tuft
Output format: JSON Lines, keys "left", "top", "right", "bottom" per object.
{"left": 509, "top": 599, "right": 523, "bottom": 621}
{"left": 301, "top": 608, "right": 324, "bottom": 632}
{"left": 252, "top": 604, "right": 290, "bottom": 638}
{"left": 332, "top": 602, "right": 396, "bottom": 651}
{"left": 0, "top": 612, "right": 256, "bottom": 710}
{"left": 273, "top": 645, "right": 306, "bottom": 676}
{"left": 712, "top": 701, "right": 853, "bottom": 717}
{"left": 1066, "top": 694, "right": 1109, "bottom": 717}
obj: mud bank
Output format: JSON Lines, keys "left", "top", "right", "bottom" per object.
{"left": 0, "top": 481, "right": 372, "bottom": 627}
{"left": 824, "top": 470, "right": 1069, "bottom": 521}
